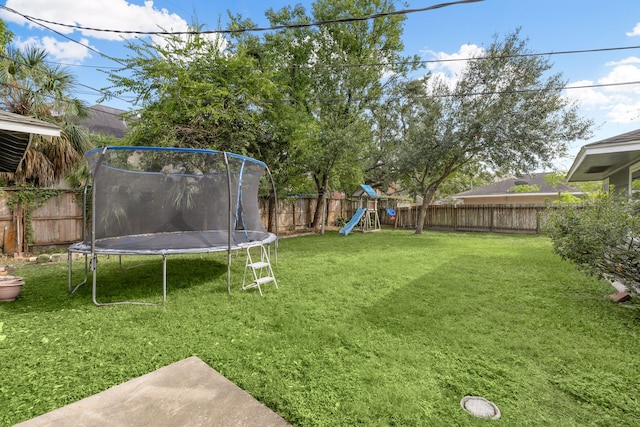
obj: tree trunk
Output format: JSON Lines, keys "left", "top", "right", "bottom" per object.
{"left": 267, "top": 194, "right": 276, "bottom": 233}
{"left": 415, "top": 186, "right": 438, "bottom": 235}
{"left": 311, "top": 174, "right": 330, "bottom": 230}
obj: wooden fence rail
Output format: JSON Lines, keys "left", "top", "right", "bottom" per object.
{"left": 0, "top": 188, "right": 558, "bottom": 254}
{"left": 393, "top": 204, "right": 553, "bottom": 234}
{"left": 0, "top": 189, "right": 84, "bottom": 255}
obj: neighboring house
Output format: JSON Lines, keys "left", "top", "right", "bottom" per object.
{"left": 80, "top": 105, "right": 129, "bottom": 138}
{"left": 567, "top": 128, "right": 640, "bottom": 195}
{"left": 453, "top": 172, "right": 582, "bottom": 205}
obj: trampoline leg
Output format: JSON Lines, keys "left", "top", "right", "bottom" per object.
{"left": 68, "top": 252, "right": 89, "bottom": 294}
{"left": 91, "top": 254, "right": 165, "bottom": 307}
{"left": 68, "top": 251, "right": 72, "bottom": 293}
{"left": 91, "top": 255, "right": 99, "bottom": 306}
{"left": 162, "top": 255, "right": 167, "bottom": 304}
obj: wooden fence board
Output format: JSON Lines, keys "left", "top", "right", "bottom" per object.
{"left": 0, "top": 188, "right": 562, "bottom": 254}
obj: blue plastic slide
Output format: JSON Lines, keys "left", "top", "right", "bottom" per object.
{"left": 339, "top": 208, "right": 366, "bottom": 236}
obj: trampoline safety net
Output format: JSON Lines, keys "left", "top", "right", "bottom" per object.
{"left": 69, "top": 146, "right": 278, "bottom": 305}
{"left": 81, "top": 146, "right": 275, "bottom": 252}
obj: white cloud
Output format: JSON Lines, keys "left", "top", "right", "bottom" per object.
{"left": 424, "top": 43, "right": 483, "bottom": 75}
{"left": 40, "top": 37, "right": 94, "bottom": 63}
{"left": 606, "top": 101, "right": 640, "bottom": 123}
{"left": 626, "top": 22, "right": 640, "bottom": 37}
{"left": 566, "top": 58, "right": 640, "bottom": 125}
{"left": 1, "top": 0, "right": 227, "bottom": 63}
{"left": 2, "top": 0, "right": 190, "bottom": 41}
{"left": 598, "top": 64, "right": 640, "bottom": 94}
{"left": 13, "top": 37, "right": 91, "bottom": 64}
{"left": 605, "top": 56, "right": 640, "bottom": 66}
{"left": 422, "top": 44, "right": 484, "bottom": 90}
{"left": 14, "top": 36, "right": 93, "bottom": 63}
{"left": 565, "top": 80, "right": 612, "bottom": 106}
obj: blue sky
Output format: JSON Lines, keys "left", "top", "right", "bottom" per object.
{"left": 1, "top": 0, "right": 640, "bottom": 169}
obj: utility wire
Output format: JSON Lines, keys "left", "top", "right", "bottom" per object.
{"left": 37, "top": 39, "right": 640, "bottom": 72}
{"left": 1, "top": 6, "right": 126, "bottom": 67}
{"left": 2, "top": 1, "right": 638, "bottom": 108}
{"left": 0, "top": 0, "right": 483, "bottom": 35}
{"left": 0, "top": 52, "right": 131, "bottom": 104}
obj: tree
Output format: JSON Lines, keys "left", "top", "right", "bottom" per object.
{"left": 104, "top": 27, "right": 281, "bottom": 155}
{"left": 225, "top": 13, "right": 319, "bottom": 230}
{"left": 544, "top": 192, "right": 640, "bottom": 292}
{"left": 259, "top": 0, "right": 416, "bottom": 229}
{"left": 105, "top": 24, "right": 305, "bottom": 232}
{"left": 0, "top": 18, "right": 13, "bottom": 54}
{"left": 543, "top": 171, "right": 601, "bottom": 203}
{"left": 389, "top": 30, "right": 593, "bottom": 234}
{"left": 0, "top": 46, "right": 91, "bottom": 186}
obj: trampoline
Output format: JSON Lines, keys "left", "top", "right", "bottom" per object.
{"left": 68, "top": 146, "right": 278, "bottom": 305}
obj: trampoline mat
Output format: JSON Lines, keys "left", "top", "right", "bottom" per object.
{"left": 69, "top": 230, "right": 276, "bottom": 255}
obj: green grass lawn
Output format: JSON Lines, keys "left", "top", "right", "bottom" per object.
{"left": 2, "top": 230, "right": 640, "bottom": 426}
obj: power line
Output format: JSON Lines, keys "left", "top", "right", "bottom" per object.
{"left": 0, "top": 0, "right": 483, "bottom": 36}
{"left": 64, "top": 80, "right": 640, "bottom": 106}
{"left": 2, "top": 0, "right": 638, "bottom": 109}
{"left": 45, "top": 60, "right": 121, "bottom": 70}
{"left": 0, "top": 52, "right": 131, "bottom": 104}
{"left": 1, "top": 6, "right": 126, "bottom": 67}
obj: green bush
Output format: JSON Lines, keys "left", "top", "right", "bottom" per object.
{"left": 544, "top": 192, "right": 640, "bottom": 292}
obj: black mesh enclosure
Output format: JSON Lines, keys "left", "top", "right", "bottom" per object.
{"left": 79, "top": 146, "right": 276, "bottom": 254}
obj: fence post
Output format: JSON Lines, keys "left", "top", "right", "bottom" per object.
{"left": 490, "top": 205, "right": 494, "bottom": 232}
{"left": 452, "top": 204, "right": 457, "bottom": 230}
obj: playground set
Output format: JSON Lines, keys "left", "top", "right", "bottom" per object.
{"left": 339, "top": 184, "right": 395, "bottom": 236}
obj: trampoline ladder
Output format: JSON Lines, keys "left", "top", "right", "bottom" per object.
{"left": 242, "top": 244, "right": 277, "bottom": 296}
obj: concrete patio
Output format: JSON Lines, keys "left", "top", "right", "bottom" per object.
{"left": 15, "top": 356, "right": 290, "bottom": 427}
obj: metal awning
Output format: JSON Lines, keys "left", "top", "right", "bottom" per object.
{"left": 0, "top": 110, "right": 61, "bottom": 173}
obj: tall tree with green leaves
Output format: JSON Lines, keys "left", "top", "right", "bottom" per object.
{"left": 0, "top": 46, "right": 91, "bottom": 186}
{"left": 226, "top": 11, "right": 315, "bottom": 197}
{"left": 388, "top": 30, "right": 593, "bottom": 234}
{"left": 104, "top": 26, "right": 281, "bottom": 156}
{"left": 258, "top": 0, "right": 417, "bottom": 229}
{"left": 104, "top": 25, "right": 302, "bottom": 231}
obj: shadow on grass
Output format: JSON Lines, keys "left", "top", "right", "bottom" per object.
{"left": 5, "top": 254, "right": 228, "bottom": 312}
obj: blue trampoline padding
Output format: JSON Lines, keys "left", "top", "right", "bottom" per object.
{"left": 84, "top": 146, "right": 268, "bottom": 168}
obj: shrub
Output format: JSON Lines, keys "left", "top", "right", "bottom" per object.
{"left": 544, "top": 192, "right": 640, "bottom": 292}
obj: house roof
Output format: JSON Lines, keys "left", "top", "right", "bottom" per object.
{"left": 80, "top": 105, "right": 129, "bottom": 138}
{"left": 0, "top": 110, "right": 61, "bottom": 173}
{"left": 453, "top": 172, "right": 580, "bottom": 199}
{"left": 567, "top": 127, "right": 640, "bottom": 182}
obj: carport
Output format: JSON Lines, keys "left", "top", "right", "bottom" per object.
{"left": 0, "top": 109, "right": 61, "bottom": 173}
{"left": 0, "top": 110, "right": 61, "bottom": 255}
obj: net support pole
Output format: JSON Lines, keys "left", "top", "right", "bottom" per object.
{"left": 224, "top": 152, "right": 232, "bottom": 294}
{"left": 266, "top": 165, "right": 279, "bottom": 264}
{"left": 162, "top": 254, "right": 167, "bottom": 303}
{"left": 91, "top": 147, "right": 107, "bottom": 306}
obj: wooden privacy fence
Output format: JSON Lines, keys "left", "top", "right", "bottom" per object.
{"left": 0, "top": 189, "right": 83, "bottom": 255}
{"left": 394, "top": 204, "right": 554, "bottom": 234}
{"left": 0, "top": 189, "right": 559, "bottom": 254}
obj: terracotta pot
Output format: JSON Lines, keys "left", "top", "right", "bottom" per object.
{"left": 0, "top": 276, "right": 25, "bottom": 302}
